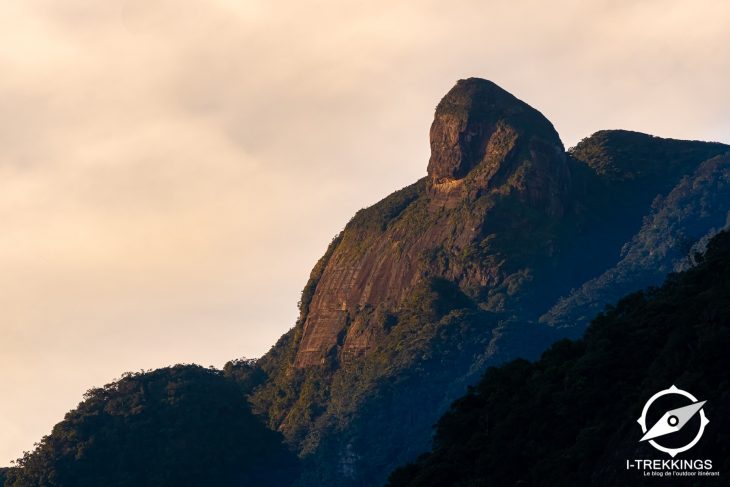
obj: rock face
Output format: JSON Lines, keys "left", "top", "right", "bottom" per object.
{"left": 427, "top": 79, "right": 567, "bottom": 214}
{"left": 294, "top": 78, "right": 570, "bottom": 368}
{"left": 428, "top": 78, "right": 562, "bottom": 178}
{"left": 251, "top": 78, "right": 730, "bottom": 487}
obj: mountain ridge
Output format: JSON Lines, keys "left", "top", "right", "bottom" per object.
{"left": 388, "top": 229, "right": 730, "bottom": 486}
{"left": 249, "top": 79, "right": 730, "bottom": 486}
{"left": 4, "top": 78, "right": 729, "bottom": 487}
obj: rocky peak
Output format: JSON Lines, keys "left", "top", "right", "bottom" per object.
{"left": 283, "top": 80, "right": 574, "bottom": 369}
{"left": 427, "top": 78, "right": 564, "bottom": 184}
{"left": 426, "top": 79, "right": 569, "bottom": 217}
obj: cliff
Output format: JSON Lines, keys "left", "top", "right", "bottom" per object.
{"left": 250, "top": 79, "right": 729, "bottom": 486}
{"left": 388, "top": 230, "right": 730, "bottom": 486}
{"left": 294, "top": 78, "right": 570, "bottom": 368}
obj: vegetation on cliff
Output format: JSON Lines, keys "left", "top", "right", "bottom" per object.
{"left": 388, "top": 231, "right": 730, "bottom": 486}
{"left": 246, "top": 79, "right": 729, "bottom": 486}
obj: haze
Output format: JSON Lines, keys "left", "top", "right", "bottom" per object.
{"left": 1, "top": 0, "right": 729, "bottom": 466}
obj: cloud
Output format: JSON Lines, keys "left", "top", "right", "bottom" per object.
{"left": 1, "top": 0, "right": 729, "bottom": 465}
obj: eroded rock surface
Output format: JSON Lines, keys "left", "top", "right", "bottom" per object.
{"left": 294, "top": 78, "right": 571, "bottom": 367}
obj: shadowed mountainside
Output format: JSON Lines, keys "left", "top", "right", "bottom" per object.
{"left": 542, "top": 152, "right": 730, "bottom": 331}
{"left": 388, "top": 230, "right": 730, "bottom": 486}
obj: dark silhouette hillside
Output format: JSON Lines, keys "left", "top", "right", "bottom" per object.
{"left": 2, "top": 365, "right": 298, "bottom": 487}
{"left": 388, "top": 231, "right": 730, "bottom": 486}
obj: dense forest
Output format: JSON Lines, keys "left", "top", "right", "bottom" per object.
{"left": 1, "top": 364, "right": 298, "bottom": 487}
{"left": 388, "top": 231, "right": 730, "bottom": 486}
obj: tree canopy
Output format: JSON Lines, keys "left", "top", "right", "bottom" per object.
{"left": 3, "top": 365, "right": 297, "bottom": 487}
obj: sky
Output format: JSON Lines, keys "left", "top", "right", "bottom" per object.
{"left": 1, "top": 0, "right": 729, "bottom": 466}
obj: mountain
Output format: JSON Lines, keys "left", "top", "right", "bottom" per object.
{"left": 292, "top": 78, "right": 570, "bottom": 369}
{"left": 1, "top": 365, "right": 298, "bottom": 487}
{"left": 540, "top": 150, "right": 730, "bottom": 331}
{"left": 5, "top": 78, "right": 729, "bottom": 487}
{"left": 247, "top": 79, "right": 730, "bottom": 486}
{"left": 387, "top": 230, "right": 730, "bottom": 486}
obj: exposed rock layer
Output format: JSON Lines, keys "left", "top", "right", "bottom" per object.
{"left": 294, "top": 78, "right": 570, "bottom": 367}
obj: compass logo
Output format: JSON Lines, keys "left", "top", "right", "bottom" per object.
{"left": 637, "top": 385, "right": 709, "bottom": 457}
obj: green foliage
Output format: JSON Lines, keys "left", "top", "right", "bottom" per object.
{"left": 388, "top": 231, "right": 730, "bottom": 486}
{"left": 570, "top": 130, "right": 727, "bottom": 182}
{"left": 347, "top": 180, "right": 425, "bottom": 233}
{"left": 222, "top": 358, "right": 267, "bottom": 393}
{"left": 543, "top": 153, "right": 730, "bottom": 329}
{"left": 402, "top": 277, "right": 475, "bottom": 320}
{"left": 4, "top": 365, "right": 298, "bottom": 487}
{"left": 334, "top": 179, "right": 427, "bottom": 257}
{"left": 252, "top": 277, "right": 498, "bottom": 486}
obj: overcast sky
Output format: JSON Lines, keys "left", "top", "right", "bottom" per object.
{"left": 1, "top": 0, "right": 729, "bottom": 466}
